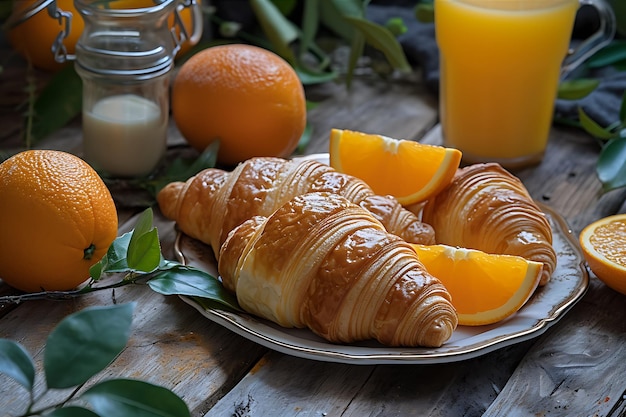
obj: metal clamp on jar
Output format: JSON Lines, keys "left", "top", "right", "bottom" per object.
{"left": 8, "top": 0, "right": 203, "bottom": 178}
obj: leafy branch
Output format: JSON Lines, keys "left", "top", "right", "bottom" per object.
{"left": 557, "top": 40, "right": 626, "bottom": 193}
{"left": 1, "top": 303, "right": 191, "bottom": 417}
{"left": 1, "top": 207, "right": 241, "bottom": 312}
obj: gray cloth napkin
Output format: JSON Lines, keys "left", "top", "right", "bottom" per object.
{"left": 367, "top": 3, "right": 626, "bottom": 128}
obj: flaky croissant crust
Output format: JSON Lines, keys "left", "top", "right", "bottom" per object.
{"left": 158, "top": 157, "right": 435, "bottom": 260}
{"left": 422, "top": 163, "right": 556, "bottom": 285}
{"left": 218, "top": 192, "right": 457, "bottom": 348}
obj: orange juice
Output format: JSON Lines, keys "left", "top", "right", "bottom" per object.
{"left": 435, "top": 0, "right": 578, "bottom": 167}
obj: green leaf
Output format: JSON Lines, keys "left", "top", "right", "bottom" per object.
{"left": 44, "top": 303, "right": 135, "bottom": 389}
{"left": 83, "top": 379, "right": 190, "bottom": 417}
{"left": 346, "top": 31, "right": 365, "bottom": 89}
{"left": 101, "top": 232, "right": 133, "bottom": 273}
{"left": 597, "top": 137, "right": 626, "bottom": 192}
{"left": 620, "top": 91, "right": 626, "bottom": 124}
{"left": 127, "top": 228, "right": 162, "bottom": 272}
{"left": 328, "top": 0, "right": 364, "bottom": 18}
{"left": 318, "top": 0, "right": 357, "bottom": 41}
{"left": 31, "top": 65, "right": 82, "bottom": 141}
{"left": 385, "top": 17, "right": 407, "bottom": 37}
{"left": 343, "top": 16, "right": 412, "bottom": 72}
{"left": 89, "top": 260, "right": 104, "bottom": 281}
{"left": 586, "top": 40, "right": 626, "bottom": 68}
{"left": 557, "top": 78, "right": 600, "bottom": 100}
{"left": 295, "top": 66, "right": 338, "bottom": 85}
{"left": 144, "top": 142, "right": 219, "bottom": 197}
{"left": 300, "top": 0, "right": 320, "bottom": 61}
{"left": 415, "top": 2, "right": 434, "bottom": 23}
{"left": 250, "top": 0, "right": 300, "bottom": 64}
{"left": 127, "top": 209, "right": 161, "bottom": 272}
{"left": 148, "top": 266, "right": 241, "bottom": 311}
{"left": 130, "top": 208, "right": 154, "bottom": 239}
{"left": 48, "top": 406, "right": 101, "bottom": 417}
{"left": 578, "top": 107, "right": 616, "bottom": 140}
{"left": 0, "top": 339, "right": 35, "bottom": 390}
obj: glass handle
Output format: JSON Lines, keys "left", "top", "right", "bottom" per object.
{"left": 561, "top": 0, "right": 616, "bottom": 80}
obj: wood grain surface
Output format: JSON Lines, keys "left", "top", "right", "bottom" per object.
{"left": 1, "top": 39, "right": 625, "bottom": 417}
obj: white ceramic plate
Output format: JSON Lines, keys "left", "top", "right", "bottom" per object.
{"left": 175, "top": 155, "right": 589, "bottom": 364}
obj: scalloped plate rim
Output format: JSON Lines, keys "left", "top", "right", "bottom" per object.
{"left": 176, "top": 153, "right": 589, "bottom": 365}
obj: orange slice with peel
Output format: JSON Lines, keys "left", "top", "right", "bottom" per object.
{"left": 579, "top": 214, "right": 626, "bottom": 295}
{"left": 410, "top": 243, "right": 543, "bottom": 326}
{"left": 329, "top": 128, "right": 462, "bottom": 205}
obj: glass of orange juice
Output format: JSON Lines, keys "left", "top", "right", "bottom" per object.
{"left": 435, "top": 0, "right": 616, "bottom": 169}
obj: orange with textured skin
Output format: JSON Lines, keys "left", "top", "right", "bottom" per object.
{"left": 171, "top": 44, "right": 307, "bottom": 166}
{"left": 580, "top": 214, "right": 626, "bottom": 295}
{"left": 0, "top": 150, "right": 118, "bottom": 292}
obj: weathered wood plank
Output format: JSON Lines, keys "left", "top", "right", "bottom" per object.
{"left": 483, "top": 279, "right": 626, "bottom": 417}
{"left": 304, "top": 76, "right": 438, "bottom": 155}
{"left": 0, "top": 212, "right": 268, "bottom": 417}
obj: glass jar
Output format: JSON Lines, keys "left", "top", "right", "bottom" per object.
{"left": 73, "top": 0, "right": 201, "bottom": 178}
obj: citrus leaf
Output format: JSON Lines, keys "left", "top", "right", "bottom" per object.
{"left": 343, "top": 16, "right": 411, "bottom": 72}
{"left": 31, "top": 65, "right": 82, "bottom": 141}
{"left": 83, "top": 379, "right": 190, "bottom": 417}
{"left": 148, "top": 266, "right": 241, "bottom": 311}
{"left": 557, "top": 78, "right": 600, "bottom": 100}
{"left": 0, "top": 339, "right": 35, "bottom": 390}
{"left": 44, "top": 303, "right": 135, "bottom": 389}
{"left": 127, "top": 209, "right": 161, "bottom": 272}
{"left": 578, "top": 107, "right": 615, "bottom": 140}
{"left": 127, "top": 228, "right": 161, "bottom": 273}
{"left": 597, "top": 137, "right": 626, "bottom": 192}
{"left": 100, "top": 232, "right": 132, "bottom": 273}
{"left": 48, "top": 406, "right": 101, "bottom": 417}
{"left": 130, "top": 208, "right": 154, "bottom": 240}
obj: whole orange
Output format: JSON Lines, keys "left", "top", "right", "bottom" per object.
{"left": 7, "top": 0, "right": 85, "bottom": 71}
{"left": 0, "top": 150, "right": 118, "bottom": 293}
{"left": 171, "top": 44, "right": 307, "bottom": 166}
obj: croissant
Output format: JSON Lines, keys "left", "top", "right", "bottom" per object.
{"left": 218, "top": 191, "right": 457, "bottom": 347}
{"left": 157, "top": 156, "right": 435, "bottom": 259}
{"left": 421, "top": 163, "right": 556, "bottom": 286}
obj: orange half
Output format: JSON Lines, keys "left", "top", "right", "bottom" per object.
{"left": 579, "top": 214, "right": 626, "bottom": 295}
{"left": 329, "top": 128, "right": 462, "bottom": 205}
{"left": 411, "top": 244, "right": 543, "bottom": 326}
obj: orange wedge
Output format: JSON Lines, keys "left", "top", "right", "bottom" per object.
{"left": 329, "top": 128, "right": 462, "bottom": 205}
{"left": 410, "top": 244, "right": 543, "bottom": 326}
{"left": 579, "top": 214, "right": 626, "bottom": 296}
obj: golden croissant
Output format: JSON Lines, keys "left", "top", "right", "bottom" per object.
{"left": 218, "top": 191, "right": 457, "bottom": 347}
{"left": 421, "top": 163, "right": 556, "bottom": 285}
{"left": 157, "top": 156, "right": 435, "bottom": 259}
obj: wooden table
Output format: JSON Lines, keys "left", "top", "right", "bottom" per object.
{"left": 1, "top": 53, "right": 626, "bottom": 416}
